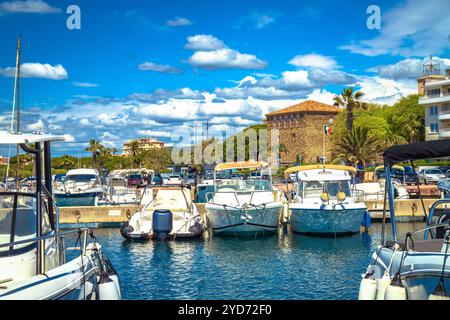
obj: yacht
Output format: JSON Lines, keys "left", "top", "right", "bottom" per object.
{"left": 120, "top": 185, "right": 204, "bottom": 240}
{"left": 204, "top": 161, "right": 285, "bottom": 237}
{"left": 285, "top": 165, "right": 369, "bottom": 235}
{"left": 54, "top": 168, "right": 105, "bottom": 207}
{"left": 359, "top": 140, "right": 450, "bottom": 300}
{"left": 0, "top": 131, "right": 121, "bottom": 300}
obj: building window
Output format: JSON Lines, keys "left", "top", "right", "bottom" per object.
{"left": 290, "top": 113, "right": 294, "bottom": 128}
{"left": 427, "top": 89, "right": 441, "bottom": 97}
{"left": 429, "top": 106, "right": 439, "bottom": 116}
{"left": 291, "top": 133, "right": 296, "bottom": 141}
{"left": 296, "top": 113, "right": 301, "bottom": 127}
{"left": 430, "top": 123, "right": 439, "bottom": 133}
{"left": 285, "top": 114, "right": 288, "bottom": 128}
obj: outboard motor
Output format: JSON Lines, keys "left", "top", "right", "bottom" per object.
{"left": 152, "top": 209, "right": 173, "bottom": 240}
{"left": 120, "top": 221, "right": 133, "bottom": 240}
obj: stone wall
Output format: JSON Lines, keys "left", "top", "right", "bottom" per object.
{"left": 268, "top": 113, "right": 337, "bottom": 164}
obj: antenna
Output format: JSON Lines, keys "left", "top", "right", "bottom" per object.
{"left": 423, "top": 55, "right": 440, "bottom": 76}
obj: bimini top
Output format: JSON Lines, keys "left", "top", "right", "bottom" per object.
{"left": 384, "top": 140, "right": 450, "bottom": 166}
{"left": 0, "top": 131, "right": 65, "bottom": 145}
{"left": 66, "top": 168, "right": 100, "bottom": 176}
{"left": 284, "top": 164, "right": 357, "bottom": 178}
{"left": 374, "top": 165, "right": 405, "bottom": 172}
{"left": 215, "top": 161, "right": 270, "bottom": 172}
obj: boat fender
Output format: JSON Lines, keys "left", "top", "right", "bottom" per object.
{"left": 375, "top": 274, "right": 391, "bottom": 300}
{"left": 428, "top": 280, "right": 450, "bottom": 300}
{"left": 97, "top": 275, "right": 121, "bottom": 300}
{"left": 408, "top": 284, "right": 428, "bottom": 300}
{"left": 358, "top": 275, "right": 377, "bottom": 300}
{"left": 384, "top": 276, "right": 407, "bottom": 300}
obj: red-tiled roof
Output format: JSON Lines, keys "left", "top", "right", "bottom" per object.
{"left": 266, "top": 100, "right": 340, "bottom": 116}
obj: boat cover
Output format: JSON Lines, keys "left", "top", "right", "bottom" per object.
{"left": 384, "top": 140, "right": 450, "bottom": 166}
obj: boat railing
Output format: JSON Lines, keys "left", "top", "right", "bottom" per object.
{"left": 351, "top": 189, "right": 366, "bottom": 202}
{"left": 425, "top": 199, "right": 450, "bottom": 239}
{"left": 0, "top": 227, "right": 98, "bottom": 275}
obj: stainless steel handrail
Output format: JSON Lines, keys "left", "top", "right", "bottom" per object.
{"left": 0, "top": 227, "right": 93, "bottom": 251}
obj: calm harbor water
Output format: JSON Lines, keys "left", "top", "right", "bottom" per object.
{"left": 81, "top": 222, "right": 425, "bottom": 300}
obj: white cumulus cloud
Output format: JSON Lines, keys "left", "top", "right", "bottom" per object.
{"left": 289, "top": 54, "right": 338, "bottom": 69}
{"left": 0, "top": 62, "right": 68, "bottom": 80}
{"left": 188, "top": 48, "right": 267, "bottom": 71}
{"left": 185, "top": 34, "right": 225, "bottom": 51}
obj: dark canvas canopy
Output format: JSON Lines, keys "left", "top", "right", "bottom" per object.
{"left": 384, "top": 140, "right": 450, "bottom": 166}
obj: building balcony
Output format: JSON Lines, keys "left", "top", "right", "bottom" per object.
{"left": 439, "top": 111, "right": 450, "bottom": 121}
{"left": 439, "top": 129, "right": 450, "bottom": 139}
{"left": 419, "top": 92, "right": 450, "bottom": 105}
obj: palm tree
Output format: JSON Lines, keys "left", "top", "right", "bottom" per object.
{"left": 333, "top": 126, "right": 383, "bottom": 167}
{"left": 129, "top": 140, "right": 141, "bottom": 158}
{"left": 85, "top": 139, "right": 103, "bottom": 169}
{"left": 61, "top": 155, "right": 75, "bottom": 171}
{"left": 333, "top": 88, "right": 366, "bottom": 132}
{"left": 98, "top": 147, "right": 112, "bottom": 170}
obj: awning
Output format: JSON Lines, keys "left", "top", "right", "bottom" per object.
{"left": 284, "top": 164, "right": 357, "bottom": 178}
{"left": 214, "top": 161, "right": 270, "bottom": 172}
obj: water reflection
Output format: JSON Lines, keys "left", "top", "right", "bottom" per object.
{"left": 83, "top": 223, "right": 422, "bottom": 300}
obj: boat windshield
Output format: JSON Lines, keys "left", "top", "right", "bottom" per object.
{"left": 216, "top": 179, "right": 272, "bottom": 192}
{"left": 65, "top": 174, "right": 97, "bottom": 183}
{"left": 0, "top": 194, "right": 37, "bottom": 254}
{"left": 300, "top": 180, "right": 351, "bottom": 198}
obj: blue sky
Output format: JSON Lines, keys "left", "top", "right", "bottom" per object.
{"left": 0, "top": 0, "right": 449, "bottom": 156}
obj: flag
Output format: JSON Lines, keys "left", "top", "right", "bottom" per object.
{"left": 324, "top": 125, "right": 332, "bottom": 135}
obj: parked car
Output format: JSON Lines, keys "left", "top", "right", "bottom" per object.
{"left": 152, "top": 173, "right": 163, "bottom": 185}
{"left": 403, "top": 166, "right": 417, "bottom": 185}
{"left": 418, "top": 168, "right": 445, "bottom": 184}
{"left": 167, "top": 175, "right": 183, "bottom": 185}
{"left": 127, "top": 173, "right": 143, "bottom": 187}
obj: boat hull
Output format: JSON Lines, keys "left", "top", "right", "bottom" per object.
{"left": 359, "top": 245, "right": 450, "bottom": 300}
{"left": 205, "top": 203, "right": 282, "bottom": 237}
{"left": 290, "top": 204, "right": 367, "bottom": 235}
{"left": 0, "top": 248, "right": 121, "bottom": 300}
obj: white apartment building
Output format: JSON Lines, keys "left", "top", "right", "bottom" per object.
{"left": 418, "top": 68, "right": 450, "bottom": 141}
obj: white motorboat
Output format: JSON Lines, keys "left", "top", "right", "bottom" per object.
{"left": 54, "top": 168, "right": 106, "bottom": 207}
{"left": 205, "top": 161, "right": 285, "bottom": 237}
{"left": 120, "top": 186, "right": 204, "bottom": 240}
{"left": 359, "top": 141, "right": 450, "bottom": 300}
{"left": 0, "top": 132, "right": 121, "bottom": 300}
{"left": 285, "top": 165, "right": 368, "bottom": 235}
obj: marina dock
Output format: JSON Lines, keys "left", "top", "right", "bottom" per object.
{"left": 58, "top": 199, "right": 444, "bottom": 225}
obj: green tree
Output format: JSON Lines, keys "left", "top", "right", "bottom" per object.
{"left": 98, "top": 147, "right": 113, "bottom": 170}
{"left": 385, "top": 95, "right": 424, "bottom": 143}
{"left": 84, "top": 139, "right": 103, "bottom": 168}
{"left": 333, "top": 87, "right": 366, "bottom": 132}
{"left": 333, "top": 126, "right": 384, "bottom": 167}
{"left": 60, "top": 155, "right": 76, "bottom": 170}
